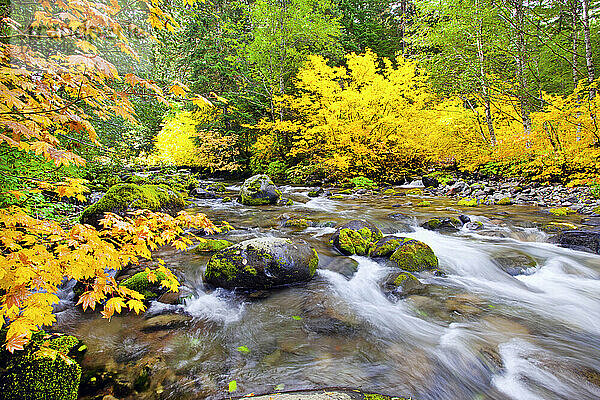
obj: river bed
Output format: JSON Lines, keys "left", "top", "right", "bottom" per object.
{"left": 54, "top": 183, "right": 600, "bottom": 400}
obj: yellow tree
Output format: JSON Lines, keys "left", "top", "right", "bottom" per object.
{"left": 0, "top": 0, "right": 217, "bottom": 351}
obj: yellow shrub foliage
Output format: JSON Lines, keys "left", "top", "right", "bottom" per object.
{"left": 255, "top": 50, "right": 482, "bottom": 181}
{"left": 151, "top": 110, "right": 240, "bottom": 171}
{"left": 253, "top": 50, "right": 600, "bottom": 184}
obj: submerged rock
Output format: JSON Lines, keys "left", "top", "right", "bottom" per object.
{"left": 141, "top": 314, "right": 192, "bottom": 332}
{"left": 492, "top": 252, "right": 537, "bottom": 276}
{"left": 240, "top": 174, "right": 281, "bottom": 205}
{"left": 80, "top": 183, "right": 184, "bottom": 227}
{"left": 204, "top": 237, "right": 319, "bottom": 290}
{"left": 330, "top": 220, "right": 383, "bottom": 256}
{"left": 550, "top": 230, "right": 600, "bottom": 254}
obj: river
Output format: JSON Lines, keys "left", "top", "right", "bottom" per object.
{"left": 54, "top": 182, "right": 600, "bottom": 400}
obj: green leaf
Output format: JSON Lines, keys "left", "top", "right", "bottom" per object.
{"left": 237, "top": 345, "right": 250, "bottom": 353}
{"left": 228, "top": 380, "right": 237, "bottom": 393}
{"left": 274, "top": 383, "right": 285, "bottom": 391}
{"left": 291, "top": 315, "right": 302, "bottom": 320}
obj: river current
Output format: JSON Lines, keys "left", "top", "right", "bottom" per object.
{"left": 54, "top": 182, "right": 600, "bottom": 400}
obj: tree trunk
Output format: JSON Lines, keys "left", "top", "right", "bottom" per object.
{"left": 581, "top": 0, "right": 595, "bottom": 98}
{"left": 572, "top": 0, "right": 579, "bottom": 89}
{"left": 514, "top": 0, "right": 531, "bottom": 134}
{"left": 475, "top": 0, "right": 496, "bottom": 145}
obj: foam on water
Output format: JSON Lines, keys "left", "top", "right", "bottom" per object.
{"left": 184, "top": 289, "right": 245, "bottom": 324}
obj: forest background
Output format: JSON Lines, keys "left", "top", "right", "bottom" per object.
{"left": 1, "top": 0, "right": 600, "bottom": 350}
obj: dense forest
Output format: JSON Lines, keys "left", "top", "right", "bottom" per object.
{"left": 2, "top": 0, "right": 600, "bottom": 399}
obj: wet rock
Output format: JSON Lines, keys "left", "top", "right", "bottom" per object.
{"left": 80, "top": 183, "right": 185, "bottom": 227}
{"left": 550, "top": 230, "right": 600, "bottom": 254}
{"left": 119, "top": 270, "right": 169, "bottom": 301}
{"left": 192, "top": 239, "right": 234, "bottom": 253}
{"left": 308, "top": 188, "right": 323, "bottom": 197}
{"left": 141, "top": 314, "right": 192, "bottom": 332}
{"left": 191, "top": 188, "right": 216, "bottom": 199}
{"left": 204, "top": 237, "right": 319, "bottom": 290}
{"left": 0, "top": 331, "right": 82, "bottom": 400}
{"left": 458, "top": 214, "right": 471, "bottom": 223}
{"left": 422, "top": 175, "right": 439, "bottom": 188}
{"left": 206, "top": 182, "right": 226, "bottom": 193}
{"left": 542, "top": 222, "right": 578, "bottom": 234}
{"left": 445, "top": 293, "right": 486, "bottom": 317}
{"left": 240, "top": 174, "right": 282, "bottom": 205}
{"left": 369, "top": 236, "right": 408, "bottom": 257}
{"left": 492, "top": 252, "right": 537, "bottom": 276}
{"left": 448, "top": 181, "right": 466, "bottom": 195}
{"left": 389, "top": 239, "right": 438, "bottom": 272}
{"left": 384, "top": 271, "right": 426, "bottom": 296}
{"left": 421, "top": 217, "right": 463, "bottom": 233}
{"left": 465, "top": 221, "right": 484, "bottom": 230}
{"left": 322, "top": 257, "right": 359, "bottom": 278}
{"left": 329, "top": 220, "right": 383, "bottom": 256}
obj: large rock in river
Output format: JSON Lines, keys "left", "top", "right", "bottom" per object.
{"left": 550, "top": 230, "right": 600, "bottom": 254}
{"left": 330, "top": 220, "right": 383, "bottom": 256}
{"left": 204, "top": 237, "right": 319, "bottom": 290}
{"left": 80, "top": 183, "right": 184, "bottom": 227}
{"left": 390, "top": 239, "right": 438, "bottom": 272}
{"left": 240, "top": 174, "right": 281, "bottom": 205}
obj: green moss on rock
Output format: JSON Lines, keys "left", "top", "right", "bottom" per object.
{"left": 496, "top": 197, "right": 512, "bottom": 205}
{"left": 308, "top": 249, "right": 319, "bottom": 276}
{"left": 390, "top": 239, "right": 438, "bottom": 272}
{"left": 370, "top": 236, "right": 411, "bottom": 257}
{"left": 457, "top": 198, "right": 478, "bottom": 207}
{"left": 120, "top": 270, "right": 168, "bottom": 300}
{"left": 383, "top": 188, "right": 396, "bottom": 196}
{"left": 192, "top": 239, "right": 234, "bottom": 253}
{"left": 406, "top": 188, "right": 423, "bottom": 196}
{"left": 0, "top": 332, "right": 83, "bottom": 400}
{"left": 206, "top": 182, "right": 226, "bottom": 192}
{"left": 80, "top": 183, "right": 184, "bottom": 227}
{"left": 284, "top": 218, "right": 310, "bottom": 229}
{"left": 548, "top": 207, "right": 576, "bottom": 216}
{"left": 416, "top": 200, "right": 432, "bottom": 207}
{"left": 331, "top": 220, "right": 383, "bottom": 256}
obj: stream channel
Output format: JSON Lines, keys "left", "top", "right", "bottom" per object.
{"left": 54, "top": 182, "right": 600, "bottom": 400}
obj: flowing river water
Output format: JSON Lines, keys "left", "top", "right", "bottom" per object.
{"left": 54, "top": 183, "right": 600, "bottom": 400}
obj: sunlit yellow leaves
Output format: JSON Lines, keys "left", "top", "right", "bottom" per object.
{"left": 169, "top": 81, "right": 189, "bottom": 98}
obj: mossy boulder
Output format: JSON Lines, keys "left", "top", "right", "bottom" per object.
{"left": 496, "top": 197, "right": 513, "bottom": 205}
{"left": 406, "top": 188, "right": 423, "bottom": 196}
{"left": 308, "top": 188, "right": 323, "bottom": 197}
{"left": 192, "top": 239, "right": 234, "bottom": 253}
{"left": 240, "top": 174, "right": 281, "bottom": 206}
{"left": 457, "top": 198, "right": 478, "bottom": 207}
{"left": 204, "top": 237, "right": 319, "bottom": 290}
{"left": 548, "top": 207, "right": 576, "bottom": 216}
{"left": 119, "top": 270, "right": 168, "bottom": 300}
{"left": 330, "top": 220, "right": 383, "bottom": 256}
{"left": 80, "top": 183, "right": 185, "bottom": 227}
{"left": 385, "top": 272, "right": 426, "bottom": 295}
{"left": 421, "top": 217, "right": 463, "bottom": 233}
{"left": 370, "top": 236, "right": 411, "bottom": 257}
{"left": 389, "top": 239, "right": 438, "bottom": 272}
{"left": 206, "top": 182, "right": 226, "bottom": 193}
{"left": 0, "top": 331, "right": 83, "bottom": 400}
{"left": 542, "top": 222, "right": 577, "bottom": 234}
{"left": 422, "top": 174, "right": 439, "bottom": 188}
{"left": 415, "top": 200, "right": 431, "bottom": 207}
{"left": 283, "top": 218, "right": 310, "bottom": 229}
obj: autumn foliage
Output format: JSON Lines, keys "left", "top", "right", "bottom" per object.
{"left": 0, "top": 204, "right": 218, "bottom": 353}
